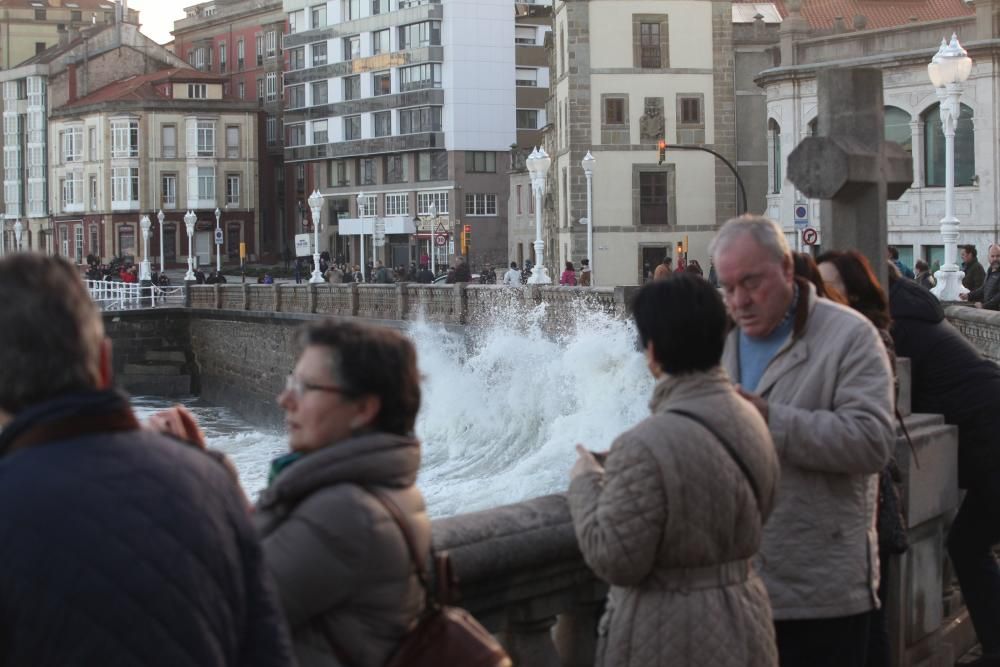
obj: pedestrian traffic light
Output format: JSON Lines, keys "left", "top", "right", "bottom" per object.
{"left": 658, "top": 139, "right": 666, "bottom": 165}
{"left": 462, "top": 224, "right": 471, "bottom": 255}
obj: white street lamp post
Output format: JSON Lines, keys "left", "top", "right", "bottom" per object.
{"left": 14, "top": 219, "right": 23, "bottom": 252}
{"left": 0, "top": 218, "right": 5, "bottom": 256}
{"left": 157, "top": 209, "right": 165, "bottom": 274}
{"left": 214, "top": 207, "right": 222, "bottom": 273}
{"left": 525, "top": 147, "right": 552, "bottom": 284}
{"left": 184, "top": 210, "right": 196, "bottom": 281}
{"left": 139, "top": 214, "right": 152, "bottom": 282}
{"left": 357, "top": 193, "right": 367, "bottom": 282}
{"left": 581, "top": 151, "right": 595, "bottom": 284}
{"left": 429, "top": 201, "right": 438, "bottom": 276}
{"left": 308, "top": 189, "right": 324, "bottom": 283}
{"left": 928, "top": 33, "right": 973, "bottom": 301}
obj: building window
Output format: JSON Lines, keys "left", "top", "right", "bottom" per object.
{"left": 256, "top": 33, "right": 264, "bottom": 65}
{"left": 516, "top": 184, "right": 523, "bottom": 214}
{"left": 343, "top": 75, "right": 361, "bottom": 101}
{"left": 345, "top": 0, "right": 362, "bottom": 20}
{"left": 399, "top": 106, "right": 442, "bottom": 134}
{"left": 312, "top": 80, "right": 328, "bottom": 105}
{"left": 89, "top": 175, "right": 98, "bottom": 210}
{"left": 515, "top": 68, "right": 537, "bottom": 87}
{"left": 417, "top": 191, "right": 449, "bottom": 215}
{"left": 62, "top": 175, "right": 81, "bottom": 207}
{"left": 634, "top": 16, "right": 669, "bottom": 69}
{"left": 416, "top": 152, "right": 448, "bottom": 181}
{"left": 385, "top": 192, "right": 408, "bottom": 216}
{"left": 515, "top": 110, "right": 539, "bottom": 129}
{"left": 465, "top": 193, "right": 497, "bottom": 216}
{"left": 372, "top": 0, "right": 388, "bottom": 14}
{"left": 360, "top": 157, "right": 376, "bottom": 185}
{"left": 312, "top": 42, "right": 327, "bottom": 66}
{"left": 358, "top": 194, "right": 377, "bottom": 217}
{"left": 226, "top": 174, "right": 240, "bottom": 206}
{"left": 162, "top": 174, "right": 177, "bottom": 208}
{"left": 373, "top": 71, "right": 391, "bottom": 96}
{"left": 330, "top": 160, "right": 349, "bottom": 186}
{"left": 196, "top": 120, "right": 215, "bottom": 157}
{"left": 344, "top": 35, "right": 360, "bottom": 61}
{"left": 515, "top": 26, "right": 536, "bottom": 45}
{"left": 88, "top": 126, "right": 97, "bottom": 161}
{"left": 373, "top": 29, "right": 390, "bottom": 55}
{"left": 311, "top": 4, "right": 327, "bottom": 28}
{"left": 679, "top": 97, "right": 702, "bottom": 124}
{"left": 640, "top": 23, "right": 661, "bottom": 68}
{"left": 289, "top": 47, "right": 305, "bottom": 70}
{"left": 266, "top": 116, "right": 278, "bottom": 144}
{"left": 605, "top": 98, "right": 625, "bottom": 125}
{"left": 60, "top": 225, "right": 69, "bottom": 256}
{"left": 62, "top": 127, "right": 82, "bottom": 162}
{"left": 639, "top": 171, "right": 668, "bottom": 225}
{"left": 399, "top": 63, "right": 441, "bottom": 92}
{"left": 89, "top": 224, "right": 99, "bottom": 255}
{"left": 398, "top": 21, "right": 440, "bottom": 50}
{"left": 225, "top": 126, "right": 240, "bottom": 158}
{"left": 265, "top": 30, "right": 277, "bottom": 57}
{"left": 219, "top": 43, "right": 226, "bottom": 72}
{"left": 923, "top": 102, "right": 975, "bottom": 187}
{"left": 197, "top": 167, "right": 215, "bottom": 200}
{"left": 162, "top": 124, "right": 177, "bottom": 158}
{"left": 287, "top": 123, "right": 306, "bottom": 146}
{"left": 237, "top": 38, "right": 245, "bottom": 69}
{"left": 374, "top": 111, "right": 391, "bottom": 137}
{"left": 35, "top": 9, "right": 46, "bottom": 20}
{"left": 112, "top": 167, "right": 139, "bottom": 204}
{"left": 265, "top": 72, "right": 277, "bottom": 100}
{"left": 465, "top": 152, "right": 496, "bottom": 173}
{"left": 118, "top": 225, "right": 135, "bottom": 258}
{"left": 344, "top": 116, "right": 361, "bottom": 141}
{"left": 288, "top": 9, "right": 305, "bottom": 34}
{"left": 74, "top": 225, "right": 83, "bottom": 263}
{"left": 385, "top": 155, "right": 407, "bottom": 183}
{"left": 287, "top": 84, "right": 306, "bottom": 108}
{"left": 111, "top": 119, "right": 139, "bottom": 158}
{"left": 312, "top": 119, "right": 328, "bottom": 144}
{"left": 767, "top": 119, "right": 781, "bottom": 195}
{"left": 238, "top": 81, "right": 245, "bottom": 99}
{"left": 884, "top": 106, "right": 912, "bottom": 154}
{"left": 71, "top": 9, "right": 82, "bottom": 22}
{"left": 188, "top": 83, "right": 207, "bottom": 99}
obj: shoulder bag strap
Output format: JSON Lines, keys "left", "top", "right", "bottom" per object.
{"left": 666, "top": 408, "right": 764, "bottom": 513}
{"left": 364, "top": 486, "right": 434, "bottom": 599}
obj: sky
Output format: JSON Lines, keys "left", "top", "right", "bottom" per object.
{"left": 127, "top": 0, "right": 188, "bottom": 45}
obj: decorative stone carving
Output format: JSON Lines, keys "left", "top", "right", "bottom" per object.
{"left": 639, "top": 97, "right": 665, "bottom": 143}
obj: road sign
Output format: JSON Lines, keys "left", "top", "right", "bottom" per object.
{"left": 802, "top": 227, "right": 819, "bottom": 246}
{"left": 434, "top": 233, "right": 446, "bottom": 247}
{"left": 214, "top": 229, "right": 224, "bottom": 245}
{"left": 794, "top": 204, "right": 809, "bottom": 229}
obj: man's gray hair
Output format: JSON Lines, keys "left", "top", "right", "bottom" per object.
{"left": 709, "top": 215, "right": 791, "bottom": 264}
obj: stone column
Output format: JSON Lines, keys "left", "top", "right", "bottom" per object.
{"left": 349, "top": 282, "right": 359, "bottom": 317}
{"left": 274, "top": 284, "right": 284, "bottom": 313}
{"left": 554, "top": 598, "right": 604, "bottom": 667}
{"left": 307, "top": 283, "right": 317, "bottom": 314}
{"left": 503, "top": 616, "right": 560, "bottom": 667}
{"left": 396, "top": 282, "right": 409, "bottom": 320}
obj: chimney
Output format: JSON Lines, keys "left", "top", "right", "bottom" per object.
{"left": 833, "top": 16, "right": 848, "bottom": 33}
{"left": 67, "top": 63, "right": 77, "bottom": 102}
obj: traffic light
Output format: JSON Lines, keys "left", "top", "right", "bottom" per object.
{"left": 658, "top": 139, "right": 666, "bottom": 165}
{"left": 461, "top": 224, "right": 471, "bottom": 256}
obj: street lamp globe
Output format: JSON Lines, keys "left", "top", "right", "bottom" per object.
{"left": 581, "top": 150, "right": 595, "bottom": 175}
{"left": 536, "top": 147, "right": 551, "bottom": 178}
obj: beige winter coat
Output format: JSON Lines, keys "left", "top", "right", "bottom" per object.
{"left": 254, "top": 432, "right": 430, "bottom": 667}
{"left": 568, "top": 368, "right": 780, "bottom": 667}
{"left": 722, "top": 281, "right": 894, "bottom": 620}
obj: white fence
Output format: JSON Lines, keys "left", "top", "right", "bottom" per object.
{"left": 85, "top": 280, "right": 185, "bottom": 310}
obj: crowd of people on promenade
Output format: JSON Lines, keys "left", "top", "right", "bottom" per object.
{"left": 1, "top": 214, "right": 998, "bottom": 667}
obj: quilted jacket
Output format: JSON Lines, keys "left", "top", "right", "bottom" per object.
{"left": 254, "top": 431, "right": 430, "bottom": 667}
{"left": 0, "top": 390, "right": 293, "bottom": 667}
{"left": 568, "top": 368, "right": 780, "bottom": 667}
{"left": 722, "top": 283, "right": 894, "bottom": 620}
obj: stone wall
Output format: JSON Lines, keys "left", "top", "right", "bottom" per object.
{"left": 944, "top": 304, "right": 1000, "bottom": 364}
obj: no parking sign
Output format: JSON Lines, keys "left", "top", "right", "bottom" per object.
{"left": 802, "top": 227, "right": 819, "bottom": 246}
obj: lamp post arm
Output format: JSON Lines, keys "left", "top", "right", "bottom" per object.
{"left": 665, "top": 144, "right": 749, "bottom": 216}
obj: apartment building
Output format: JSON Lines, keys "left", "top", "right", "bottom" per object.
{"left": 48, "top": 68, "right": 259, "bottom": 265}
{"left": 0, "top": 0, "right": 139, "bottom": 70}
{"left": 172, "top": 0, "right": 288, "bottom": 259}
{"left": 281, "top": 0, "right": 516, "bottom": 271}
{"left": 1, "top": 21, "right": 187, "bottom": 253}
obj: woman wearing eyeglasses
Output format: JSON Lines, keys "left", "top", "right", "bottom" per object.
{"left": 254, "top": 320, "right": 429, "bottom": 667}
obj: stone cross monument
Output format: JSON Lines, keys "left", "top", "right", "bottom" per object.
{"left": 787, "top": 68, "right": 913, "bottom": 290}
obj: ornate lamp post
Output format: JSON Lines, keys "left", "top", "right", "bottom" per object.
{"left": 356, "top": 192, "right": 367, "bottom": 282}
{"left": 0, "top": 218, "right": 5, "bottom": 256}
{"left": 157, "top": 209, "right": 165, "bottom": 274}
{"left": 184, "top": 210, "right": 196, "bottom": 281}
{"left": 14, "top": 219, "right": 23, "bottom": 252}
{"left": 139, "top": 214, "right": 152, "bottom": 281}
{"left": 928, "top": 34, "right": 973, "bottom": 301}
{"left": 525, "top": 147, "right": 552, "bottom": 284}
{"left": 429, "top": 201, "right": 438, "bottom": 276}
{"left": 581, "top": 151, "right": 595, "bottom": 284}
{"left": 214, "top": 206, "right": 222, "bottom": 273}
{"left": 308, "top": 189, "right": 324, "bottom": 283}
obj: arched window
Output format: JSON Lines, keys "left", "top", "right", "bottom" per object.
{"left": 884, "top": 106, "right": 911, "bottom": 153}
{"left": 768, "top": 119, "right": 781, "bottom": 194}
{"left": 922, "top": 102, "right": 975, "bottom": 187}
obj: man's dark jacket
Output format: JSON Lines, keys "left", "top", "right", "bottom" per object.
{"left": 963, "top": 259, "right": 986, "bottom": 291}
{"left": 968, "top": 268, "right": 1000, "bottom": 310}
{"left": 0, "top": 390, "right": 293, "bottom": 667}
{"left": 890, "top": 278, "right": 1000, "bottom": 488}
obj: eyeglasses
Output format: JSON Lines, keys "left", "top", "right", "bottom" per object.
{"left": 284, "top": 374, "right": 355, "bottom": 399}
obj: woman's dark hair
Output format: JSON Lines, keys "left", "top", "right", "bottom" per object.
{"left": 565, "top": 261, "right": 574, "bottom": 271}
{"left": 298, "top": 320, "right": 421, "bottom": 436}
{"left": 816, "top": 250, "right": 890, "bottom": 330}
{"left": 793, "top": 252, "right": 846, "bottom": 304}
{"left": 631, "top": 273, "right": 727, "bottom": 375}
{"left": 684, "top": 260, "right": 703, "bottom": 276}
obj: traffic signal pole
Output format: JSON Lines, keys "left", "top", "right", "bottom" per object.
{"left": 662, "top": 143, "right": 749, "bottom": 216}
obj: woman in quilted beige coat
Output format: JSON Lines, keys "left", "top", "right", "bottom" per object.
{"left": 568, "top": 274, "right": 780, "bottom": 667}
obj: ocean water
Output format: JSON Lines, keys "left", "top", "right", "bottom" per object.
{"left": 132, "top": 302, "right": 654, "bottom": 516}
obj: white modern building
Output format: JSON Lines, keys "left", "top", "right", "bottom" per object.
{"left": 281, "top": 0, "right": 525, "bottom": 270}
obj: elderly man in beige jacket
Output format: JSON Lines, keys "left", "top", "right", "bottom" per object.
{"left": 712, "top": 216, "right": 894, "bottom": 667}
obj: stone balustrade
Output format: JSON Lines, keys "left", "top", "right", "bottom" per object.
{"left": 944, "top": 304, "right": 1000, "bottom": 364}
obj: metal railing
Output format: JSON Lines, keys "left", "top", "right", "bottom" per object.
{"left": 85, "top": 280, "right": 185, "bottom": 310}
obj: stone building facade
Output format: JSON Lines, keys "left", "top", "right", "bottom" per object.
{"left": 48, "top": 69, "right": 259, "bottom": 266}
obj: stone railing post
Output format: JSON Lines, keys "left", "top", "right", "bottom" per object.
{"left": 274, "top": 284, "right": 284, "bottom": 313}
{"left": 213, "top": 283, "right": 221, "bottom": 310}
{"left": 307, "top": 283, "right": 317, "bottom": 314}
{"left": 453, "top": 283, "right": 468, "bottom": 325}
{"left": 523, "top": 284, "right": 541, "bottom": 310}
{"left": 241, "top": 284, "right": 249, "bottom": 311}
{"left": 349, "top": 282, "right": 359, "bottom": 316}
{"left": 613, "top": 286, "right": 639, "bottom": 319}
{"left": 554, "top": 593, "right": 606, "bottom": 666}
{"left": 504, "top": 616, "right": 561, "bottom": 667}
{"left": 397, "top": 282, "right": 409, "bottom": 320}
{"left": 184, "top": 281, "right": 194, "bottom": 308}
